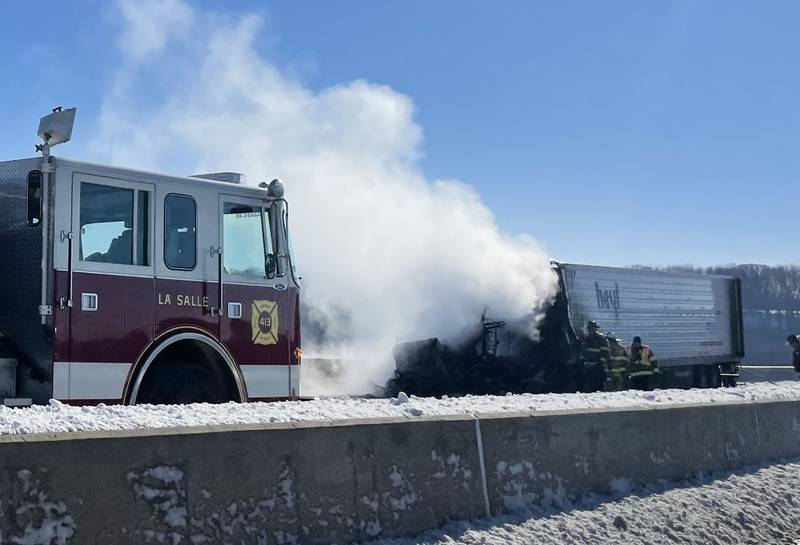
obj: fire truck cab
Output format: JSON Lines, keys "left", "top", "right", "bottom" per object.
{"left": 0, "top": 108, "right": 301, "bottom": 405}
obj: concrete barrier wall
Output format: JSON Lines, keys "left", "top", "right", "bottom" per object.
{"left": 478, "top": 400, "right": 796, "bottom": 513}
{"left": 1, "top": 399, "right": 799, "bottom": 544}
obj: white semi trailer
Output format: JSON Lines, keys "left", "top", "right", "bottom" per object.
{"left": 557, "top": 262, "right": 744, "bottom": 388}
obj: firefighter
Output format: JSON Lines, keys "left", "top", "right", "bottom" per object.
{"left": 605, "top": 332, "right": 629, "bottom": 391}
{"left": 582, "top": 320, "right": 610, "bottom": 392}
{"left": 787, "top": 334, "right": 800, "bottom": 373}
{"left": 628, "top": 336, "right": 658, "bottom": 390}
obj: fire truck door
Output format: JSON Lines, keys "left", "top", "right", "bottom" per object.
{"left": 64, "top": 175, "right": 155, "bottom": 401}
{"left": 156, "top": 193, "right": 218, "bottom": 343}
{"left": 218, "top": 195, "right": 289, "bottom": 398}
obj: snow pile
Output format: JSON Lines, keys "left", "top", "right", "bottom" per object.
{"left": 363, "top": 460, "right": 800, "bottom": 545}
{"left": 0, "top": 381, "right": 799, "bottom": 435}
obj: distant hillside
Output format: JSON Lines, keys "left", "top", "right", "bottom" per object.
{"left": 640, "top": 264, "right": 800, "bottom": 364}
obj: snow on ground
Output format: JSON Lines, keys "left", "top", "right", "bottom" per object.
{"left": 1, "top": 380, "right": 800, "bottom": 435}
{"left": 363, "top": 460, "right": 800, "bottom": 545}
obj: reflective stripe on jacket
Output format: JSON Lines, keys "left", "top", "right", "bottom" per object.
{"left": 583, "top": 334, "right": 610, "bottom": 366}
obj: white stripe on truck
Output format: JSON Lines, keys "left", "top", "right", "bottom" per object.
{"left": 53, "top": 362, "right": 132, "bottom": 400}
{"left": 241, "top": 364, "right": 297, "bottom": 398}
{"left": 53, "top": 362, "right": 298, "bottom": 401}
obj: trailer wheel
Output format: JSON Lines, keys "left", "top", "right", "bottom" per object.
{"left": 135, "top": 360, "right": 235, "bottom": 405}
{"left": 692, "top": 365, "right": 706, "bottom": 388}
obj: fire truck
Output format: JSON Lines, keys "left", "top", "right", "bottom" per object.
{"left": 0, "top": 108, "right": 301, "bottom": 405}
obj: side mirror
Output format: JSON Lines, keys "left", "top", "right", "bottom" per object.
{"left": 265, "top": 253, "right": 277, "bottom": 279}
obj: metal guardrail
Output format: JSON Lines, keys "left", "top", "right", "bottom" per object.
{"left": 740, "top": 365, "right": 794, "bottom": 369}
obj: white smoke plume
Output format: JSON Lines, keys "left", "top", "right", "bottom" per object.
{"left": 93, "top": 0, "right": 558, "bottom": 394}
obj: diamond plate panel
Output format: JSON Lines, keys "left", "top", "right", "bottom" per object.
{"left": 0, "top": 157, "right": 53, "bottom": 402}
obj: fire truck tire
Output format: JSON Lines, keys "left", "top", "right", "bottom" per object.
{"left": 128, "top": 332, "right": 246, "bottom": 405}
{"left": 135, "top": 361, "right": 233, "bottom": 405}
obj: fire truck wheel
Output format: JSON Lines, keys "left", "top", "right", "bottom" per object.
{"left": 135, "top": 360, "right": 233, "bottom": 405}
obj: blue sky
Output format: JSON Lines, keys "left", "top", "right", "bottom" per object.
{"left": 2, "top": 1, "right": 799, "bottom": 267}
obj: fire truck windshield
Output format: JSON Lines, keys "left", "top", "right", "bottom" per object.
{"left": 223, "top": 202, "right": 273, "bottom": 279}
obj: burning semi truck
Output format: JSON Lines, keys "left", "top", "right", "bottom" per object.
{"left": 386, "top": 262, "right": 745, "bottom": 396}
{"left": 0, "top": 108, "right": 301, "bottom": 406}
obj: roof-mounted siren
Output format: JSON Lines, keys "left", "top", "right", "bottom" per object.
{"left": 258, "top": 178, "right": 284, "bottom": 198}
{"left": 36, "top": 107, "right": 76, "bottom": 157}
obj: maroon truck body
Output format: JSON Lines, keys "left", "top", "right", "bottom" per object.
{"left": 0, "top": 155, "right": 301, "bottom": 405}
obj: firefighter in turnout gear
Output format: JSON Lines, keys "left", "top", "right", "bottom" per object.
{"left": 605, "top": 332, "right": 629, "bottom": 391}
{"left": 787, "top": 334, "right": 800, "bottom": 373}
{"left": 628, "top": 335, "right": 658, "bottom": 390}
{"left": 582, "top": 320, "right": 610, "bottom": 392}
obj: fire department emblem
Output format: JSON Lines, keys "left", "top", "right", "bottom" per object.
{"left": 252, "top": 300, "right": 279, "bottom": 345}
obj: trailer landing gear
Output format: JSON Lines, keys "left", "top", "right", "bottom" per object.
{"left": 718, "top": 363, "right": 739, "bottom": 388}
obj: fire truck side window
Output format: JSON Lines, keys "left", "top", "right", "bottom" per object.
{"left": 164, "top": 194, "right": 197, "bottom": 270}
{"left": 79, "top": 182, "right": 149, "bottom": 266}
{"left": 223, "top": 202, "right": 272, "bottom": 279}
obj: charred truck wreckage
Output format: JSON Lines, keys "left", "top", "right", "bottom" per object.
{"left": 386, "top": 262, "right": 745, "bottom": 397}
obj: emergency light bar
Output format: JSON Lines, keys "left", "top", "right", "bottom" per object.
{"left": 37, "top": 107, "right": 76, "bottom": 147}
